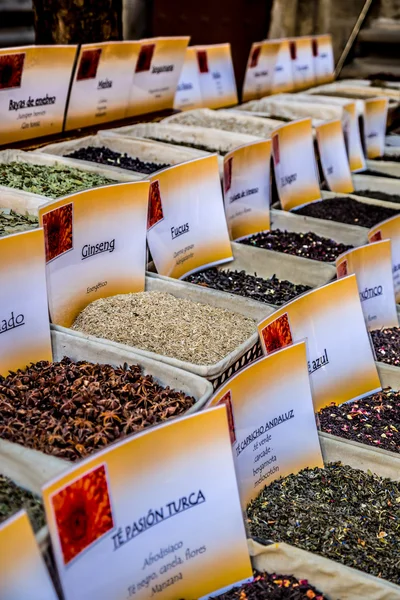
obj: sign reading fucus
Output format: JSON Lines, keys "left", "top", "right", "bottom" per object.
{"left": 173, "top": 47, "right": 203, "bottom": 111}
{"left": 39, "top": 181, "right": 150, "bottom": 328}
{"left": 147, "top": 155, "right": 233, "bottom": 279}
{"left": 194, "top": 43, "right": 238, "bottom": 109}
{"left": 364, "top": 97, "right": 389, "bottom": 159}
{"left": 0, "top": 228, "right": 52, "bottom": 376}
{"left": 223, "top": 139, "right": 272, "bottom": 241}
{"left": 272, "top": 118, "right": 322, "bottom": 211}
{"left": 316, "top": 120, "right": 354, "bottom": 194}
{"left": 369, "top": 214, "right": 400, "bottom": 303}
{"left": 336, "top": 240, "right": 398, "bottom": 331}
{"left": 207, "top": 342, "right": 323, "bottom": 506}
{"left": 42, "top": 408, "right": 253, "bottom": 600}
{"left": 257, "top": 275, "right": 381, "bottom": 411}
{"left": 0, "top": 45, "right": 77, "bottom": 144}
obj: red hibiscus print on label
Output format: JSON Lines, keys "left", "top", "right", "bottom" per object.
{"left": 0, "top": 53, "right": 25, "bottom": 90}
{"left": 262, "top": 313, "right": 293, "bottom": 354}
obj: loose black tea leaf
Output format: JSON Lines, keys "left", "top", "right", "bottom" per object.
{"left": 295, "top": 197, "right": 399, "bottom": 228}
{"left": 0, "top": 162, "right": 116, "bottom": 197}
{"left": 375, "top": 155, "right": 400, "bottom": 163}
{"left": 361, "top": 170, "right": 399, "bottom": 180}
{"left": 0, "top": 475, "right": 44, "bottom": 532}
{"left": 66, "top": 146, "right": 170, "bottom": 175}
{"left": 208, "top": 571, "right": 327, "bottom": 600}
{"left": 241, "top": 229, "right": 353, "bottom": 263}
{"left": 353, "top": 190, "right": 400, "bottom": 204}
{"left": 0, "top": 357, "right": 196, "bottom": 461}
{"left": 247, "top": 463, "right": 400, "bottom": 584}
{"left": 371, "top": 327, "right": 400, "bottom": 367}
{"left": 0, "top": 209, "right": 38, "bottom": 237}
{"left": 185, "top": 268, "right": 310, "bottom": 306}
{"left": 318, "top": 388, "right": 400, "bottom": 453}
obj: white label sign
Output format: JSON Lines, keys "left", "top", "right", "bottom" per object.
{"left": 242, "top": 41, "right": 278, "bottom": 102}
{"left": 343, "top": 102, "right": 366, "bottom": 173}
{"left": 312, "top": 35, "right": 334, "bottom": 85}
{"left": 289, "top": 37, "right": 315, "bottom": 91}
{"left": 271, "top": 39, "right": 294, "bottom": 93}
{"left": 364, "top": 97, "right": 389, "bottom": 159}
{"left": 195, "top": 43, "right": 238, "bottom": 109}
{"left": 369, "top": 214, "right": 400, "bottom": 303}
{"left": 316, "top": 120, "right": 354, "bottom": 194}
{"left": 173, "top": 47, "right": 203, "bottom": 111}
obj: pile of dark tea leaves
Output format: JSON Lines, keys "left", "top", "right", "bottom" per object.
{"left": 0, "top": 357, "right": 196, "bottom": 461}
{"left": 352, "top": 190, "right": 400, "bottom": 204}
{"left": 209, "top": 571, "right": 327, "bottom": 600}
{"left": 0, "top": 475, "right": 44, "bottom": 532}
{"left": 145, "top": 136, "right": 230, "bottom": 156}
{"left": 241, "top": 229, "right": 353, "bottom": 263}
{"left": 66, "top": 146, "right": 170, "bottom": 175}
{"left": 246, "top": 463, "right": 400, "bottom": 584}
{"left": 371, "top": 327, "right": 400, "bottom": 367}
{"left": 0, "top": 162, "right": 116, "bottom": 197}
{"left": 0, "top": 209, "right": 38, "bottom": 237}
{"left": 185, "top": 269, "right": 310, "bottom": 306}
{"left": 295, "top": 197, "right": 399, "bottom": 228}
{"left": 375, "top": 155, "right": 400, "bottom": 163}
{"left": 318, "top": 388, "right": 400, "bottom": 453}
{"left": 361, "top": 170, "right": 399, "bottom": 180}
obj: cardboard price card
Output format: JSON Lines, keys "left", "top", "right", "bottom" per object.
{"left": 257, "top": 275, "right": 381, "bottom": 411}
{"left": 364, "top": 97, "right": 389, "bottom": 159}
{"left": 194, "top": 43, "right": 238, "bottom": 109}
{"left": 312, "top": 35, "right": 334, "bottom": 85}
{"left": 223, "top": 140, "right": 271, "bottom": 241}
{"left": 316, "top": 120, "right": 354, "bottom": 194}
{"left": 42, "top": 407, "right": 253, "bottom": 600}
{"left": 127, "top": 36, "right": 189, "bottom": 117}
{"left": 272, "top": 118, "right": 321, "bottom": 211}
{"left": 0, "top": 45, "right": 77, "bottom": 145}
{"left": 173, "top": 47, "right": 203, "bottom": 111}
{"left": 271, "top": 39, "right": 294, "bottom": 94}
{"left": 207, "top": 342, "right": 323, "bottom": 507}
{"left": 0, "top": 510, "right": 58, "bottom": 600}
{"left": 343, "top": 102, "right": 366, "bottom": 173}
{"left": 39, "top": 181, "right": 149, "bottom": 328}
{"left": 65, "top": 41, "right": 141, "bottom": 131}
{"left": 289, "top": 37, "right": 316, "bottom": 91}
{"left": 369, "top": 214, "right": 400, "bottom": 303}
{"left": 336, "top": 240, "right": 398, "bottom": 331}
{"left": 242, "top": 41, "right": 279, "bottom": 102}
{"left": 147, "top": 155, "right": 233, "bottom": 279}
{"left": 0, "top": 228, "right": 52, "bottom": 376}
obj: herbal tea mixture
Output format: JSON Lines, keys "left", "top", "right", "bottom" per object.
{"left": 371, "top": 327, "right": 400, "bottom": 367}
{"left": 209, "top": 572, "right": 327, "bottom": 600}
{"left": 0, "top": 475, "right": 44, "bottom": 532}
{"left": 72, "top": 291, "right": 256, "bottom": 365}
{"left": 0, "top": 209, "right": 38, "bottom": 237}
{"left": 247, "top": 463, "right": 400, "bottom": 584}
{"left": 295, "top": 197, "right": 399, "bottom": 228}
{"left": 0, "top": 357, "right": 196, "bottom": 461}
{"left": 185, "top": 269, "right": 310, "bottom": 306}
{"left": 145, "top": 136, "right": 229, "bottom": 155}
{"left": 167, "top": 112, "right": 276, "bottom": 137}
{"left": 241, "top": 230, "right": 353, "bottom": 263}
{"left": 318, "top": 388, "right": 400, "bottom": 453}
{"left": 353, "top": 190, "right": 400, "bottom": 203}
{"left": 66, "top": 146, "right": 170, "bottom": 174}
{"left": 0, "top": 162, "right": 116, "bottom": 197}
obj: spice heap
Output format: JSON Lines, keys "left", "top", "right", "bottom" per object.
{"left": 241, "top": 229, "right": 353, "bottom": 263}
{"left": 0, "top": 475, "right": 44, "bottom": 532}
{"left": 0, "top": 357, "right": 196, "bottom": 461}
{"left": 72, "top": 291, "right": 255, "bottom": 365}
{"left": 295, "top": 197, "right": 399, "bottom": 228}
{"left": 146, "top": 136, "right": 229, "bottom": 156}
{"left": 0, "top": 162, "right": 116, "bottom": 197}
{"left": 371, "top": 327, "right": 400, "bottom": 367}
{"left": 0, "top": 209, "right": 38, "bottom": 237}
{"left": 66, "top": 146, "right": 170, "bottom": 175}
{"left": 353, "top": 190, "right": 400, "bottom": 204}
{"left": 247, "top": 463, "right": 400, "bottom": 584}
{"left": 167, "top": 113, "right": 275, "bottom": 138}
{"left": 211, "top": 572, "right": 327, "bottom": 600}
{"left": 185, "top": 269, "right": 310, "bottom": 307}
{"left": 318, "top": 388, "right": 400, "bottom": 453}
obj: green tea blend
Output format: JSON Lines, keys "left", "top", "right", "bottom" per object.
{"left": 72, "top": 291, "right": 256, "bottom": 365}
{"left": 0, "top": 209, "right": 38, "bottom": 237}
{"left": 0, "top": 162, "right": 116, "bottom": 197}
{"left": 0, "top": 474, "right": 44, "bottom": 532}
{"left": 247, "top": 463, "right": 400, "bottom": 584}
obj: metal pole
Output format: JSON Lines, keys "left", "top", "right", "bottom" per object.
{"left": 334, "top": 0, "right": 374, "bottom": 79}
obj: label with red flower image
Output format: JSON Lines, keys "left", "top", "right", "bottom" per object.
{"left": 207, "top": 342, "right": 323, "bottom": 506}
{"left": 0, "top": 228, "right": 52, "bottom": 376}
{"left": 65, "top": 41, "right": 141, "bottom": 131}
{"left": 147, "top": 154, "right": 233, "bottom": 279}
{"left": 312, "top": 34, "right": 334, "bottom": 85}
{"left": 223, "top": 139, "right": 272, "bottom": 241}
{"left": 257, "top": 275, "right": 381, "bottom": 411}
{"left": 369, "top": 214, "right": 400, "bottom": 303}
{"left": 42, "top": 407, "right": 253, "bottom": 600}
{"left": 173, "top": 47, "right": 203, "bottom": 111}
{"left": 242, "top": 41, "right": 280, "bottom": 102}
{"left": 289, "top": 37, "right": 316, "bottom": 91}
{"left": 363, "top": 97, "right": 389, "bottom": 159}
{"left": 194, "top": 43, "right": 238, "bottom": 109}
{"left": 0, "top": 45, "right": 77, "bottom": 144}
{"left": 127, "top": 37, "right": 189, "bottom": 117}
{"left": 0, "top": 510, "right": 58, "bottom": 600}
{"left": 38, "top": 180, "right": 149, "bottom": 327}
{"left": 336, "top": 240, "right": 399, "bottom": 330}
{"left": 315, "top": 119, "right": 354, "bottom": 194}
{"left": 272, "top": 118, "right": 322, "bottom": 211}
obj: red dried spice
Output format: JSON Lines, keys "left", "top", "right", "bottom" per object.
{"left": 147, "top": 180, "right": 164, "bottom": 229}
{"left": 135, "top": 44, "right": 155, "bottom": 73}
{"left": 42, "top": 203, "right": 73, "bottom": 262}
{"left": 52, "top": 464, "right": 113, "bottom": 565}
{"left": 0, "top": 53, "right": 25, "bottom": 90}
{"left": 262, "top": 313, "right": 293, "bottom": 354}
{"left": 76, "top": 49, "right": 102, "bottom": 81}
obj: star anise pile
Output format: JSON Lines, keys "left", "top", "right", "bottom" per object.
{"left": 0, "top": 357, "right": 195, "bottom": 461}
